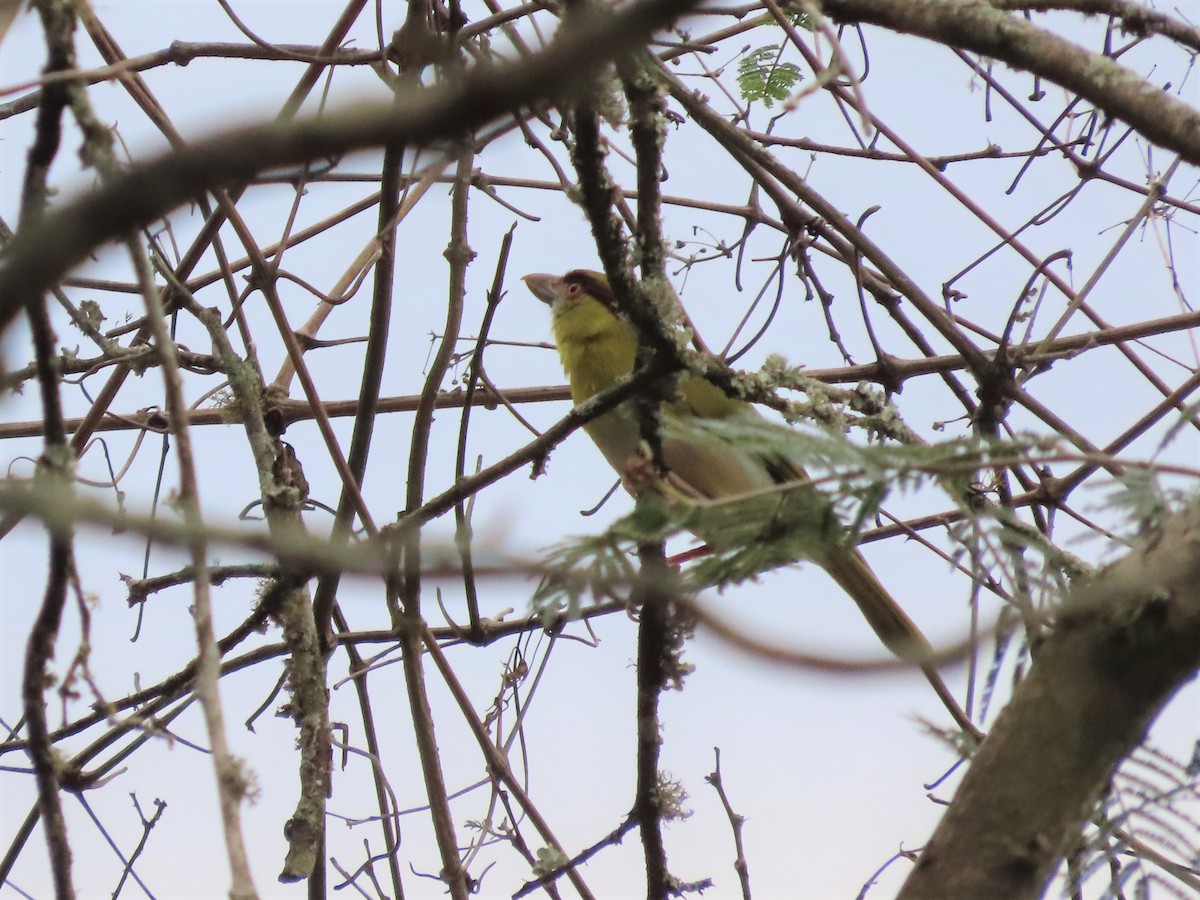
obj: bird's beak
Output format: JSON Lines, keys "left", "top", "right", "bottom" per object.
{"left": 522, "top": 273, "right": 560, "bottom": 305}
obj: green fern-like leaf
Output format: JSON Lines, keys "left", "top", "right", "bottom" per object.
{"left": 532, "top": 429, "right": 1083, "bottom": 615}
{"left": 737, "top": 46, "right": 803, "bottom": 108}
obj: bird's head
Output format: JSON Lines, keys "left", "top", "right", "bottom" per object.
{"left": 522, "top": 269, "right": 617, "bottom": 315}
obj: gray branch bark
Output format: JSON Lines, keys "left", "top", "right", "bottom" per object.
{"left": 821, "top": 0, "right": 1200, "bottom": 167}
{"left": 899, "top": 501, "right": 1200, "bottom": 899}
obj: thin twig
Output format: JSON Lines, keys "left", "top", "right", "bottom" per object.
{"left": 705, "top": 749, "right": 751, "bottom": 900}
{"left": 129, "top": 236, "right": 259, "bottom": 899}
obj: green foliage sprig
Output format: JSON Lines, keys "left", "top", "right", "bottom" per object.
{"left": 736, "top": 46, "right": 802, "bottom": 108}
{"left": 533, "top": 429, "right": 1079, "bottom": 620}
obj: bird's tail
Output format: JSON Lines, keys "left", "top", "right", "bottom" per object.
{"left": 823, "top": 545, "right": 932, "bottom": 661}
{"left": 823, "top": 546, "right": 979, "bottom": 737}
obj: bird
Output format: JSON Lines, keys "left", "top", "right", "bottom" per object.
{"left": 524, "top": 268, "right": 972, "bottom": 731}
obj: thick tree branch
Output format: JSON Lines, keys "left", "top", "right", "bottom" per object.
{"left": 900, "top": 501, "right": 1200, "bottom": 899}
{"left": 820, "top": 0, "right": 1200, "bottom": 165}
{"left": 992, "top": 0, "right": 1200, "bottom": 53}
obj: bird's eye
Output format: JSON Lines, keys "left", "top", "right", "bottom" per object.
{"left": 566, "top": 282, "right": 581, "bottom": 297}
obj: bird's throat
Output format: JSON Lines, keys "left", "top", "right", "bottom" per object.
{"left": 552, "top": 296, "right": 637, "bottom": 406}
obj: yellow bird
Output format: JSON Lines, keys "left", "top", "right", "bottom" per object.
{"left": 524, "top": 269, "right": 953, "bottom": 681}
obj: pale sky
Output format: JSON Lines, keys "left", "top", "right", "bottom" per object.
{"left": 1, "top": 2, "right": 1198, "bottom": 898}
